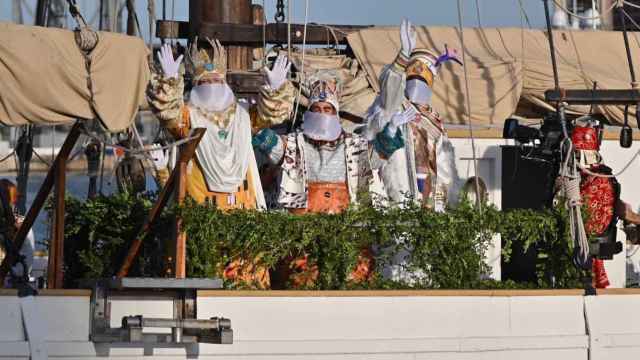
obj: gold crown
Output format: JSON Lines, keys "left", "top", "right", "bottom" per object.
{"left": 406, "top": 48, "right": 439, "bottom": 87}
{"left": 186, "top": 37, "right": 227, "bottom": 83}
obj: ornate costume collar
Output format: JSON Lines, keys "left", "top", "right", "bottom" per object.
{"left": 192, "top": 101, "right": 237, "bottom": 130}
{"left": 305, "top": 132, "right": 345, "bottom": 150}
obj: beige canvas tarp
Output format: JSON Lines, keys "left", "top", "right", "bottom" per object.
{"left": 0, "top": 23, "right": 150, "bottom": 132}
{"left": 347, "top": 26, "right": 640, "bottom": 127}
{"left": 284, "top": 48, "right": 377, "bottom": 119}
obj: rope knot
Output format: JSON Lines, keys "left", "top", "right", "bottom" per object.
{"left": 74, "top": 26, "right": 98, "bottom": 53}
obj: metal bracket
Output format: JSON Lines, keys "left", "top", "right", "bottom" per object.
{"left": 87, "top": 278, "right": 231, "bottom": 345}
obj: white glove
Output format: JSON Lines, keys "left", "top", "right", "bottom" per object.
{"left": 157, "top": 43, "right": 183, "bottom": 79}
{"left": 149, "top": 144, "right": 168, "bottom": 169}
{"left": 388, "top": 106, "right": 418, "bottom": 134}
{"left": 400, "top": 18, "right": 417, "bottom": 57}
{"left": 264, "top": 53, "right": 291, "bottom": 91}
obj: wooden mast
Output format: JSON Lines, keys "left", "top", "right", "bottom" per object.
{"left": 189, "top": 0, "right": 254, "bottom": 71}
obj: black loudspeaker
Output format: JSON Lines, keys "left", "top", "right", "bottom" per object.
{"left": 501, "top": 145, "right": 560, "bottom": 282}
{"left": 501, "top": 146, "right": 558, "bottom": 211}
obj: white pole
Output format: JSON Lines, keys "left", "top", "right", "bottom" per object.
{"left": 592, "top": 0, "right": 597, "bottom": 30}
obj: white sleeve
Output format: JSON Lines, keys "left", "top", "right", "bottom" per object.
{"left": 365, "top": 63, "right": 407, "bottom": 141}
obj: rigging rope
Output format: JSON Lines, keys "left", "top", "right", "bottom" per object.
{"left": 516, "top": 0, "right": 533, "bottom": 28}
{"left": 125, "top": 0, "right": 143, "bottom": 38}
{"left": 290, "top": 0, "right": 310, "bottom": 131}
{"left": 621, "top": 8, "right": 640, "bottom": 50}
{"left": 80, "top": 126, "right": 199, "bottom": 156}
{"left": 0, "top": 151, "right": 16, "bottom": 165}
{"left": 622, "top": 0, "right": 640, "bottom": 10}
{"left": 31, "top": 149, "right": 52, "bottom": 167}
{"left": 129, "top": 120, "right": 160, "bottom": 175}
{"left": 308, "top": 23, "right": 340, "bottom": 48}
{"left": 456, "top": 0, "right": 483, "bottom": 211}
{"left": 558, "top": 133, "right": 591, "bottom": 269}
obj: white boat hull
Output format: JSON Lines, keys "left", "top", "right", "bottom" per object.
{"left": 3, "top": 289, "right": 640, "bottom": 359}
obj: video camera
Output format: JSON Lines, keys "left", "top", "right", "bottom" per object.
{"left": 502, "top": 113, "right": 622, "bottom": 261}
{"left": 502, "top": 112, "right": 566, "bottom": 157}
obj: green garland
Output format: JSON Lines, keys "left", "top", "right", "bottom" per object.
{"left": 59, "top": 192, "right": 583, "bottom": 289}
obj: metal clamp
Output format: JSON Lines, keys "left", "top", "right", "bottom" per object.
{"left": 87, "top": 278, "right": 231, "bottom": 345}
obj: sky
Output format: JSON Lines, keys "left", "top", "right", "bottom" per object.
{"left": 0, "top": 0, "right": 548, "bottom": 42}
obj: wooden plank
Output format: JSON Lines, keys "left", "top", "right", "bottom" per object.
{"left": 156, "top": 20, "right": 372, "bottom": 45}
{"left": 0, "top": 123, "right": 82, "bottom": 288}
{"left": 0, "top": 288, "right": 91, "bottom": 296}
{"left": 47, "top": 158, "right": 66, "bottom": 289}
{"left": 197, "top": 289, "right": 586, "bottom": 297}
{"left": 116, "top": 166, "right": 178, "bottom": 278}
{"left": 174, "top": 159, "right": 188, "bottom": 278}
{"left": 109, "top": 277, "right": 222, "bottom": 289}
{"left": 597, "top": 288, "right": 640, "bottom": 295}
{"left": 173, "top": 128, "right": 206, "bottom": 278}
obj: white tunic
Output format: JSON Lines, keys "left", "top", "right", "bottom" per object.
{"left": 188, "top": 102, "right": 266, "bottom": 208}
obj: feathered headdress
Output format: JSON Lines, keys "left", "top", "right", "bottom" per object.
{"left": 185, "top": 37, "right": 227, "bottom": 83}
{"left": 406, "top": 45, "right": 462, "bottom": 87}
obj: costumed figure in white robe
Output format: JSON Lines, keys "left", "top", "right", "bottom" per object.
{"left": 366, "top": 20, "right": 462, "bottom": 211}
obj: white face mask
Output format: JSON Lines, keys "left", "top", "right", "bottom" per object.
{"left": 189, "top": 83, "right": 236, "bottom": 112}
{"left": 302, "top": 111, "right": 342, "bottom": 142}
{"left": 405, "top": 79, "right": 433, "bottom": 106}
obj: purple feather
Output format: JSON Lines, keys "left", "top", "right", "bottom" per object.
{"left": 434, "top": 44, "right": 463, "bottom": 68}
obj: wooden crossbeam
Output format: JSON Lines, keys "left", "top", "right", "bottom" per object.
{"left": 156, "top": 20, "right": 372, "bottom": 45}
{"left": 116, "top": 128, "right": 206, "bottom": 279}
{"left": 545, "top": 89, "right": 640, "bottom": 105}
